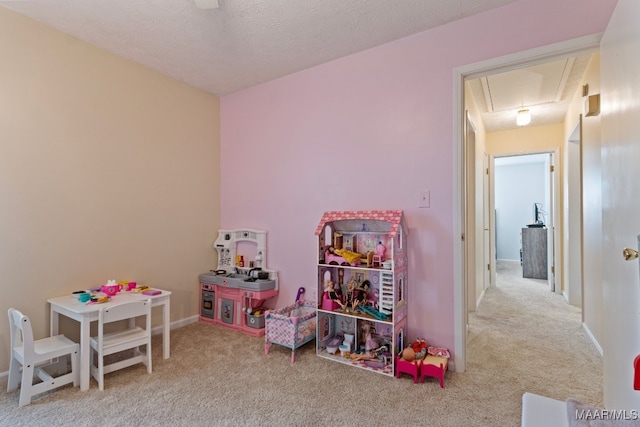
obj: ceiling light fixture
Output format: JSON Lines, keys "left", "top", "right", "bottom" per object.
{"left": 516, "top": 109, "right": 531, "bottom": 127}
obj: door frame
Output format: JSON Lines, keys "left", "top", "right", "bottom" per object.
{"left": 489, "top": 150, "right": 559, "bottom": 293}
{"left": 483, "top": 151, "right": 491, "bottom": 292}
{"left": 465, "top": 111, "right": 477, "bottom": 319}
{"left": 452, "top": 33, "right": 602, "bottom": 373}
{"left": 566, "top": 118, "right": 583, "bottom": 307}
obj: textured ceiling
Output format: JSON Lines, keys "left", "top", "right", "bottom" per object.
{"left": 1, "top": 0, "right": 590, "bottom": 132}
{"left": 0, "top": 0, "right": 521, "bottom": 95}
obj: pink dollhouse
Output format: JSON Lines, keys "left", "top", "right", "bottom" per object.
{"left": 314, "top": 210, "right": 409, "bottom": 377}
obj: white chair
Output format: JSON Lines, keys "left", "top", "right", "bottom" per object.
{"left": 7, "top": 308, "right": 79, "bottom": 407}
{"left": 90, "top": 299, "right": 152, "bottom": 391}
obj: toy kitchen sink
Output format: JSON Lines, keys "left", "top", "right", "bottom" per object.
{"left": 199, "top": 270, "right": 276, "bottom": 291}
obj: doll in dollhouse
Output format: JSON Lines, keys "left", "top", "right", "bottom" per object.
{"left": 362, "top": 321, "right": 379, "bottom": 352}
{"left": 336, "top": 276, "right": 361, "bottom": 313}
{"left": 324, "top": 280, "right": 340, "bottom": 302}
{"left": 361, "top": 281, "right": 371, "bottom": 305}
{"left": 345, "top": 276, "right": 358, "bottom": 305}
{"left": 328, "top": 246, "right": 362, "bottom": 264}
{"left": 352, "top": 280, "right": 370, "bottom": 306}
{"left": 322, "top": 279, "right": 343, "bottom": 311}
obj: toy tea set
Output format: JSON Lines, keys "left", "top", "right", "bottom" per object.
{"left": 74, "top": 279, "right": 159, "bottom": 304}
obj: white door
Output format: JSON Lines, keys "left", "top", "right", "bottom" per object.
{"left": 567, "top": 124, "right": 583, "bottom": 305}
{"left": 483, "top": 152, "right": 490, "bottom": 289}
{"left": 600, "top": 0, "right": 640, "bottom": 409}
{"left": 465, "top": 112, "right": 476, "bottom": 314}
{"left": 546, "top": 152, "right": 556, "bottom": 292}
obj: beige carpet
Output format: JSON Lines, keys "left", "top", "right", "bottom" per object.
{"left": 1, "top": 261, "right": 602, "bottom": 426}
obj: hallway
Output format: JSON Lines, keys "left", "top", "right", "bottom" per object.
{"left": 466, "top": 260, "right": 603, "bottom": 408}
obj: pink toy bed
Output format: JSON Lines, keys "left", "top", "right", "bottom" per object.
{"left": 324, "top": 250, "right": 361, "bottom": 266}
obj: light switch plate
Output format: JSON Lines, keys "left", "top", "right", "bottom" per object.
{"left": 419, "top": 190, "right": 430, "bottom": 208}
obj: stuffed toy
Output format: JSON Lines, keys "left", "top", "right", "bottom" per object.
{"left": 400, "top": 338, "right": 428, "bottom": 362}
{"left": 411, "top": 338, "right": 427, "bottom": 360}
{"left": 400, "top": 347, "right": 416, "bottom": 362}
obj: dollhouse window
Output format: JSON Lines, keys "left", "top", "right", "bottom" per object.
{"left": 324, "top": 225, "right": 332, "bottom": 247}
{"left": 398, "top": 224, "right": 404, "bottom": 249}
{"left": 320, "top": 315, "right": 331, "bottom": 342}
{"left": 323, "top": 270, "right": 332, "bottom": 285}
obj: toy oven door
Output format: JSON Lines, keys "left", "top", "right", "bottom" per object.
{"left": 201, "top": 289, "right": 215, "bottom": 318}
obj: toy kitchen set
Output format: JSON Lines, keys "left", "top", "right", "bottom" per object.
{"left": 199, "top": 228, "right": 278, "bottom": 337}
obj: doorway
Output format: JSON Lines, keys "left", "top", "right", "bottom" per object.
{"left": 493, "top": 153, "right": 555, "bottom": 291}
{"left": 452, "top": 34, "right": 601, "bottom": 372}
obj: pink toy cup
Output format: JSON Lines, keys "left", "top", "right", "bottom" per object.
{"left": 101, "top": 283, "right": 123, "bottom": 296}
{"left": 126, "top": 282, "right": 137, "bottom": 291}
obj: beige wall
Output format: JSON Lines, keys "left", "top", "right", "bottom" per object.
{"left": 0, "top": 8, "right": 220, "bottom": 371}
{"left": 486, "top": 123, "right": 565, "bottom": 155}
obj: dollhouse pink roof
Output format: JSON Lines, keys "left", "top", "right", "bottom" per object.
{"left": 314, "top": 210, "right": 406, "bottom": 237}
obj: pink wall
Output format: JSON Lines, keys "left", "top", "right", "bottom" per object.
{"left": 220, "top": 0, "right": 617, "bottom": 357}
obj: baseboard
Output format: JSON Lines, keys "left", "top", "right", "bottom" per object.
{"left": 582, "top": 322, "right": 604, "bottom": 356}
{"left": 475, "top": 288, "right": 486, "bottom": 310}
{"left": 151, "top": 314, "right": 199, "bottom": 335}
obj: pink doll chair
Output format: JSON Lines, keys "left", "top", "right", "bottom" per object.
{"left": 322, "top": 293, "right": 340, "bottom": 311}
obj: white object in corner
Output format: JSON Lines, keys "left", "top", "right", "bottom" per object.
{"left": 521, "top": 393, "right": 568, "bottom": 427}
